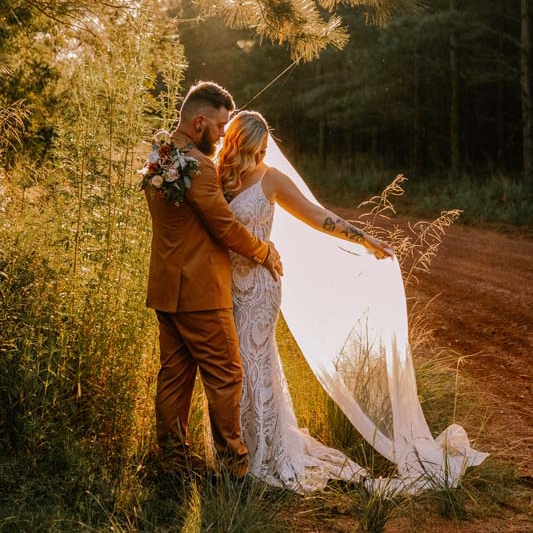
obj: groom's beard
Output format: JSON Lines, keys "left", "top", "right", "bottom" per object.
{"left": 197, "top": 128, "right": 218, "bottom": 157}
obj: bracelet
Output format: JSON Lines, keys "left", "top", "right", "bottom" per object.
{"left": 262, "top": 244, "right": 271, "bottom": 264}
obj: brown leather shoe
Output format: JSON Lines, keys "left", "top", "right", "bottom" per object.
{"left": 161, "top": 446, "right": 208, "bottom": 476}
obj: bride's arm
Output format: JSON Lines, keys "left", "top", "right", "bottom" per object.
{"left": 265, "top": 168, "right": 393, "bottom": 259}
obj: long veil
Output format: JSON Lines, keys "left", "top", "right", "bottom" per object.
{"left": 264, "top": 134, "right": 488, "bottom": 491}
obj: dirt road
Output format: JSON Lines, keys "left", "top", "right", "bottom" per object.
{"left": 412, "top": 223, "right": 532, "bottom": 476}
{"left": 333, "top": 207, "right": 533, "bottom": 477}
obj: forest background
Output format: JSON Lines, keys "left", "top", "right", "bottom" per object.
{"left": 2, "top": 0, "right": 533, "bottom": 226}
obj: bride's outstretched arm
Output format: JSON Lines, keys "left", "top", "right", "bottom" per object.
{"left": 265, "top": 168, "right": 393, "bottom": 259}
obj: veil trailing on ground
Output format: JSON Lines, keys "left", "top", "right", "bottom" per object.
{"left": 264, "top": 134, "right": 488, "bottom": 492}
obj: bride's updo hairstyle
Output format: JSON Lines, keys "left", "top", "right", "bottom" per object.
{"left": 217, "top": 110, "right": 269, "bottom": 194}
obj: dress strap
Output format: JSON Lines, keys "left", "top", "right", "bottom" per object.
{"left": 259, "top": 166, "right": 269, "bottom": 181}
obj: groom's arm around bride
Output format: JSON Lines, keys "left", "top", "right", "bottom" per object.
{"left": 180, "top": 137, "right": 283, "bottom": 281}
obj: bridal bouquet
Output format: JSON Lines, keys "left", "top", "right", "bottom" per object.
{"left": 139, "top": 130, "right": 200, "bottom": 206}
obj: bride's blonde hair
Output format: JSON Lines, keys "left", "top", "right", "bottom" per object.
{"left": 217, "top": 110, "right": 269, "bottom": 194}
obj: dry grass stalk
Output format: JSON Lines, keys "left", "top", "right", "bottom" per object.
{"left": 354, "top": 174, "right": 461, "bottom": 288}
{"left": 0, "top": 100, "right": 33, "bottom": 152}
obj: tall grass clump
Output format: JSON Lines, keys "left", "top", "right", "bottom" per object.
{"left": 355, "top": 176, "right": 484, "bottom": 431}
{"left": 183, "top": 469, "right": 290, "bottom": 532}
{"left": 349, "top": 480, "right": 405, "bottom": 533}
{"left": 0, "top": 1, "right": 187, "bottom": 528}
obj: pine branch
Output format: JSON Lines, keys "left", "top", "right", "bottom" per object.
{"left": 318, "top": 0, "right": 423, "bottom": 25}
{"left": 197, "top": 0, "right": 421, "bottom": 61}
{"left": 196, "top": 0, "right": 346, "bottom": 61}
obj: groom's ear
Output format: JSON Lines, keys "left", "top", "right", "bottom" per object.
{"left": 192, "top": 115, "right": 204, "bottom": 132}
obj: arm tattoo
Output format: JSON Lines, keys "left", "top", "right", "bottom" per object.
{"left": 322, "top": 216, "right": 364, "bottom": 243}
{"left": 345, "top": 225, "right": 365, "bottom": 243}
{"left": 336, "top": 217, "right": 365, "bottom": 243}
{"left": 322, "top": 217, "right": 336, "bottom": 232}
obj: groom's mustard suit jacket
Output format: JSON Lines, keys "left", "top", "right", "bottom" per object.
{"left": 144, "top": 130, "right": 269, "bottom": 313}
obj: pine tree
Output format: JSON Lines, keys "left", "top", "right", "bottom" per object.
{"left": 521, "top": 0, "right": 532, "bottom": 179}
{"left": 449, "top": 0, "right": 461, "bottom": 179}
{"left": 196, "top": 0, "right": 421, "bottom": 61}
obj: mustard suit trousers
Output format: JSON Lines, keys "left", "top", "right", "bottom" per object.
{"left": 155, "top": 308, "right": 248, "bottom": 477}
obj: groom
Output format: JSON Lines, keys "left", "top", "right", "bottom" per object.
{"left": 144, "top": 81, "right": 282, "bottom": 478}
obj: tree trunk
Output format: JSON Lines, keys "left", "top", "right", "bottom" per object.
{"left": 521, "top": 0, "right": 532, "bottom": 179}
{"left": 316, "top": 60, "right": 326, "bottom": 165}
{"left": 497, "top": 35, "right": 505, "bottom": 169}
{"left": 351, "top": 128, "right": 358, "bottom": 173}
{"left": 450, "top": 0, "right": 461, "bottom": 179}
{"left": 346, "top": 126, "right": 353, "bottom": 157}
{"left": 318, "top": 119, "right": 326, "bottom": 165}
{"left": 413, "top": 45, "right": 424, "bottom": 176}
{"left": 371, "top": 126, "right": 378, "bottom": 159}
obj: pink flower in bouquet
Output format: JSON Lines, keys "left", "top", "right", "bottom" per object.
{"left": 165, "top": 168, "right": 179, "bottom": 182}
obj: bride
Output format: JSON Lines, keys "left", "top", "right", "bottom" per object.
{"left": 216, "top": 111, "right": 393, "bottom": 492}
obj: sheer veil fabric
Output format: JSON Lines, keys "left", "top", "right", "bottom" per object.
{"left": 263, "top": 134, "right": 488, "bottom": 492}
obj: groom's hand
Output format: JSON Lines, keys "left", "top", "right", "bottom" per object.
{"left": 261, "top": 243, "right": 283, "bottom": 281}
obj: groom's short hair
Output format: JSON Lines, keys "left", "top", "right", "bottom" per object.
{"left": 180, "top": 81, "right": 235, "bottom": 119}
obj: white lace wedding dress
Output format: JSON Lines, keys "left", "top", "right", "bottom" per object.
{"left": 229, "top": 172, "right": 366, "bottom": 493}
{"left": 223, "top": 136, "right": 487, "bottom": 495}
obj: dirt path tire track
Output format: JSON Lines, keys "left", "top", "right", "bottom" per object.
{"left": 332, "top": 207, "right": 533, "bottom": 476}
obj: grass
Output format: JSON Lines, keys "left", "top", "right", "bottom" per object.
{"left": 347, "top": 481, "right": 406, "bottom": 533}
{"left": 0, "top": 453, "right": 292, "bottom": 532}
{"left": 2, "top": 145, "right": 528, "bottom": 533}
{"left": 184, "top": 470, "right": 290, "bottom": 533}
{"left": 1, "top": 181, "right": 529, "bottom": 531}
{"left": 2, "top": 152, "right": 529, "bottom": 533}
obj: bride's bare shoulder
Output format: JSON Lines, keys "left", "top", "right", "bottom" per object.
{"left": 264, "top": 166, "right": 291, "bottom": 186}
{"left": 263, "top": 167, "right": 298, "bottom": 201}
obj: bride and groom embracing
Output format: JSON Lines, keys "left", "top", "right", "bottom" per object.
{"left": 144, "top": 81, "right": 488, "bottom": 494}
{"left": 144, "top": 81, "right": 393, "bottom": 492}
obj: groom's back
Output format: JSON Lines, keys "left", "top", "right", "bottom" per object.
{"left": 144, "top": 147, "right": 233, "bottom": 313}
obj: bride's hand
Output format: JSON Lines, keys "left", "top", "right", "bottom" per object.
{"left": 366, "top": 236, "right": 394, "bottom": 260}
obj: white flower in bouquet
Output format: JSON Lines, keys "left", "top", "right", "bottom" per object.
{"left": 151, "top": 175, "right": 164, "bottom": 188}
{"left": 165, "top": 168, "right": 179, "bottom": 182}
{"left": 173, "top": 154, "right": 186, "bottom": 168}
{"left": 154, "top": 130, "right": 170, "bottom": 144}
{"left": 148, "top": 151, "right": 159, "bottom": 163}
